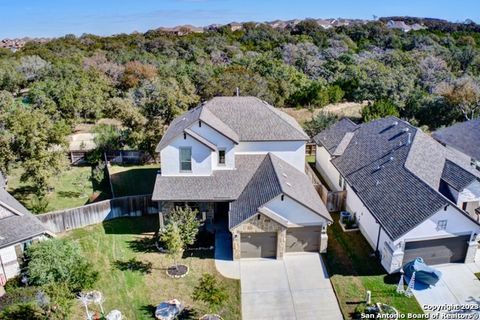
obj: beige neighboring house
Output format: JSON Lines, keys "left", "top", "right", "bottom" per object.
{"left": 0, "top": 187, "right": 52, "bottom": 286}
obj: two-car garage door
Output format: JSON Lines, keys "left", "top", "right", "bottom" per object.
{"left": 402, "top": 235, "right": 470, "bottom": 265}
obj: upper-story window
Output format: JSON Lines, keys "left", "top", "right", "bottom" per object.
{"left": 436, "top": 219, "right": 448, "bottom": 231}
{"left": 218, "top": 149, "right": 226, "bottom": 165}
{"left": 180, "top": 147, "right": 192, "bottom": 172}
{"left": 471, "top": 158, "right": 480, "bottom": 171}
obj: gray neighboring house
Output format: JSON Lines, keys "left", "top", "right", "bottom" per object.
{"left": 433, "top": 119, "right": 480, "bottom": 172}
{"left": 314, "top": 116, "right": 480, "bottom": 273}
{"left": 152, "top": 96, "right": 332, "bottom": 260}
{"left": 0, "top": 187, "right": 52, "bottom": 283}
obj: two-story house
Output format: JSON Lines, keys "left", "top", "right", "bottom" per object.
{"left": 314, "top": 116, "right": 480, "bottom": 273}
{"left": 152, "top": 96, "right": 332, "bottom": 260}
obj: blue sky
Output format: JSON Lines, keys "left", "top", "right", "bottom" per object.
{"left": 1, "top": 0, "right": 479, "bottom": 38}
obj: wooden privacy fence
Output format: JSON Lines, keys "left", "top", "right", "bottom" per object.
{"left": 37, "top": 194, "right": 158, "bottom": 233}
{"left": 305, "top": 164, "right": 346, "bottom": 212}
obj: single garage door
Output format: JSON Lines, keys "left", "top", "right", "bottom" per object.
{"left": 286, "top": 227, "right": 322, "bottom": 252}
{"left": 403, "top": 235, "right": 470, "bottom": 265}
{"left": 240, "top": 232, "right": 277, "bottom": 258}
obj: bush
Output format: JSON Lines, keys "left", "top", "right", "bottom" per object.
{"left": 192, "top": 273, "right": 228, "bottom": 312}
{"left": 327, "top": 85, "right": 345, "bottom": 103}
{"left": 303, "top": 112, "right": 339, "bottom": 137}
{"left": 362, "top": 100, "right": 399, "bottom": 122}
{"left": 0, "top": 302, "right": 44, "bottom": 320}
{"left": 25, "top": 239, "right": 98, "bottom": 293}
{"left": 29, "top": 195, "right": 49, "bottom": 214}
{"left": 91, "top": 161, "right": 106, "bottom": 185}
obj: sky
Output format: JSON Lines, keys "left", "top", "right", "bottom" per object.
{"left": 1, "top": 0, "right": 479, "bottom": 38}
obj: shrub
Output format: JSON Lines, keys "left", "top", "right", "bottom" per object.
{"left": 362, "top": 100, "right": 399, "bottom": 122}
{"left": 91, "top": 161, "right": 106, "bottom": 185}
{"left": 0, "top": 302, "right": 44, "bottom": 320}
{"left": 25, "top": 239, "right": 98, "bottom": 292}
{"left": 192, "top": 273, "right": 228, "bottom": 312}
{"left": 303, "top": 112, "right": 338, "bottom": 137}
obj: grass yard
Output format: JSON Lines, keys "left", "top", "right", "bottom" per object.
{"left": 323, "top": 212, "right": 423, "bottom": 318}
{"left": 63, "top": 216, "right": 241, "bottom": 320}
{"left": 109, "top": 164, "right": 159, "bottom": 197}
{"left": 7, "top": 166, "right": 109, "bottom": 212}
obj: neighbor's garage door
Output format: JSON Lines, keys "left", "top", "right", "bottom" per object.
{"left": 286, "top": 227, "right": 322, "bottom": 253}
{"left": 403, "top": 235, "right": 470, "bottom": 265}
{"left": 240, "top": 232, "right": 277, "bottom": 258}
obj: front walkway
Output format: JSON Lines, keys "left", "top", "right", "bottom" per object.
{"left": 413, "top": 263, "right": 480, "bottom": 314}
{"left": 214, "top": 229, "right": 240, "bottom": 279}
{"left": 240, "top": 253, "right": 342, "bottom": 320}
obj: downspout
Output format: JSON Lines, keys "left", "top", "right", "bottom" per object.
{"left": 375, "top": 223, "right": 382, "bottom": 257}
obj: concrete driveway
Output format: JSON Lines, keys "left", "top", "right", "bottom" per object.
{"left": 240, "top": 253, "right": 343, "bottom": 320}
{"left": 413, "top": 263, "right": 480, "bottom": 314}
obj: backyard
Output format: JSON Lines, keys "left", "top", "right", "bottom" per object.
{"left": 323, "top": 212, "right": 423, "bottom": 318}
{"left": 63, "top": 216, "right": 241, "bottom": 320}
{"left": 109, "top": 164, "right": 159, "bottom": 197}
{"left": 7, "top": 163, "right": 159, "bottom": 213}
{"left": 7, "top": 166, "right": 110, "bottom": 212}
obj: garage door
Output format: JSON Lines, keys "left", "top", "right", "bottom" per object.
{"left": 240, "top": 232, "right": 277, "bottom": 258}
{"left": 286, "top": 227, "right": 322, "bottom": 252}
{"left": 403, "top": 235, "right": 470, "bottom": 265}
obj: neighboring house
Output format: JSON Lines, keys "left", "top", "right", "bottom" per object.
{"left": 152, "top": 96, "right": 332, "bottom": 260}
{"left": 314, "top": 116, "right": 480, "bottom": 273}
{"left": 0, "top": 188, "right": 52, "bottom": 283}
{"left": 69, "top": 132, "right": 96, "bottom": 164}
{"left": 432, "top": 119, "right": 480, "bottom": 172}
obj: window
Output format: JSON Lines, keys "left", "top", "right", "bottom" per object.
{"left": 218, "top": 149, "right": 226, "bottom": 165}
{"left": 437, "top": 219, "right": 448, "bottom": 231}
{"left": 471, "top": 158, "right": 480, "bottom": 171}
{"left": 338, "top": 175, "right": 343, "bottom": 189}
{"left": 462, "top": 202, "right": 468, "bottom": 211}
{"left": 179, "top": 147, "right": 192, "bottom": 171}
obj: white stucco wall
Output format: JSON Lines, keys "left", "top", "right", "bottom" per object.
{"left": 236, "top": 141, "right": 306, "bottom": 172}
{"left": 0, "top": 245, "right": 19, "bottom": 280}
{"left": 264, "top": 195, "right": 327, "bottom": 226}
{"left": 160, "top": 134, "right": 213, "bottom": 176}
{"left": 457, "top": 180, "right": 480, "bottom": 215}
{"left": 396, "top": 204, "right": 480, "bottom": 244}
{"left": 189, "top": 121, "right": 236, "bottom": 170}
{"left": 315, "top": 146, "right": 341, "bottom": 191}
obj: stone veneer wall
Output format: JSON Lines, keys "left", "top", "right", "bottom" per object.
{"left": 231, "top": 213, "right": 286, "bottom": 260}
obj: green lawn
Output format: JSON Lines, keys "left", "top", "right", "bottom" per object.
{"left": 7, "top": 166, "right": 110, "bottom": 212}
{"left": 109, "top": 164, "right": 159, "bottom": 197}
{"left": 306, "top": 155, "right": 315, "bottom": 164}
{"left": 63, "top": 216, "right": 241, "bottom": 320}
{"left": 323, "top": 212, "right": 423, "bottom": 318}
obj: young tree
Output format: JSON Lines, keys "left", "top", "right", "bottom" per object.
{"left": 166, "top": 206, "right": 201, "bottom": 247}
{"left": 192, "top": 273, "right": 228, "bottom": 313}
{"left": 160, "top": 222, "right": 184, "bottom": 270}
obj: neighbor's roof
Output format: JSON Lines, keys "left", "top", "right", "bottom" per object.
{"left": 229, "top": 153, "right": 332, "bottom": 229}
{"left": 441, "top": 160, "right": 478, "bottom": 192}
{"left": 433, "top": 119, "right": 480, "bottom": 161}
{"left": 314, "top": 116, "right": 479, "bottom": 240}
{"left": 156, "top": 96, "right": 308, "bottom": 152}
{"left": 0, "top": 188, "right": 51, "bottom": 248}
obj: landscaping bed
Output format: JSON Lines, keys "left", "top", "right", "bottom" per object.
{"left": 63, "top": 216, "right": 240, "bottom": 320}
{"left": 323, "top": 212, "right": 423, "bottom": 318}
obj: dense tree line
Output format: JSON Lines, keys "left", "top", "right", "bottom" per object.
{"left": 1, "top": 19, "right": 480, "bottom": 201}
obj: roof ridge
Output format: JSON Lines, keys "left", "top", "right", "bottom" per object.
{"left": 254, "top": 97, "right": 308, "bottom": 139}
{"left": 266, "top": 153, "right": 285, "bottom": 194}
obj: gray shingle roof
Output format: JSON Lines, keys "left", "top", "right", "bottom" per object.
{"left": 229, "top": 153, "right": 332, "bottom": 228}
{"left": 433, "top": 119, "right": 480, "bottom": 161}
{"left": 313, "top": 118, "right": 358, "bottom": 153}
{"left": 152, "top": 154, "right": 266, "bottom": 201}
{"left": 441, "top": 160, "right": 478, "bottom": 191}
{"left": 0, "top": 188, "right": 51, "bottom": 248}
{"left": 184, "top": 129, "right": 217, "bottom": 151}
{"left": 316, "top": 116, "right": 478, "bottom": 240}
{"left": 157, "top": 97, "right": 309, "bottom": 152}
